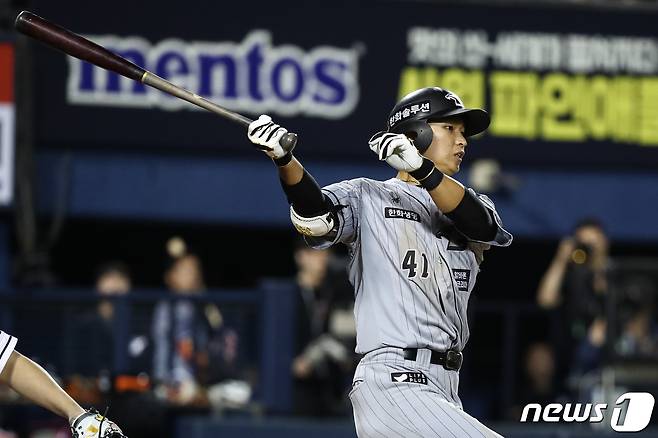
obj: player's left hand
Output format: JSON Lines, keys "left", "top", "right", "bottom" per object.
{"left": 70, "top": 409, "right": 127, "bottom": 438}
{"left": 368, "top": 131, "right": 424, "bottom": 172}
{"left": 247, "top": 115, "right": 288, "bottom": 159}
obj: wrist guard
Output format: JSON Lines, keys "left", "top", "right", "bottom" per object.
{"left": 410, "top": 158, "right": 444, "bottom": 191}
{"left": 273, "top": 152, "right": 293, "bottom": 167}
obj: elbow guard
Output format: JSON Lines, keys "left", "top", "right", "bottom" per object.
{"left": 446, "top": 190, "right": 497, "bottom": 242}
{"left": 290, "top": 206, "right": 335, "bottom": 237}
{"left": 282, "top": 170, "right": 339, "bottom": 237}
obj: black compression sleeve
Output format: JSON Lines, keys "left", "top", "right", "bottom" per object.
{"left": 445, "top": 190, "right": 498, "bottom": 241}
{"left": 280, "top": 170, "right": 328, "bottom": 216}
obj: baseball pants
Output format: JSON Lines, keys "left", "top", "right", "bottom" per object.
{"left": 349, "top": 347, "right": 503, "bottom": 438}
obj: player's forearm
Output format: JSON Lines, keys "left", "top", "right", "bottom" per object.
{"left": 276, "top": 155, "right": 335, "bottom": 237}
{"left": 277, "top": 156, "right": 328, "bottom": 215}
{"left": 427, "top": 174, "right": 466, "bottom": 213}
{"left": 0, "top": 351, "right": 84, "bottom": 421}
{"left": 277, "top": 156, "right": 304, "bottom": 185}
{"left": 423, "top": 172, "right": 496, "bottom": 241}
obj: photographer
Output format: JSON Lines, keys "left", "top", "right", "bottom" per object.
{"left": 537, "top": 219, "right": 611, "bottom": 374}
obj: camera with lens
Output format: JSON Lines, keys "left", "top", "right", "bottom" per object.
{"left": 571, "top": 241, "right": 592, "bottom": 265}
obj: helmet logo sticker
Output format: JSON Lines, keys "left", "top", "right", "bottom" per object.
{"left": 444, "top": 92, "right": 464, "bottom": 108}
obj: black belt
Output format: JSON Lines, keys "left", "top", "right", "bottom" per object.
{"left": 403, "top": 348, "right": 463, "bottom": 371}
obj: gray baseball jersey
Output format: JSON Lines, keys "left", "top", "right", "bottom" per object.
{"left": 0, "top": 330, "right": 18, "bottom": 374}
{"left": 314, "top": 177, "right": 511, "bottom": 354}
{"left": 308, "top": 177, "right": 512, "bottom": 437}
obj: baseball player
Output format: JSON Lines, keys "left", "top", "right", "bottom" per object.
{"left": 0, "top": 330, "right": 126, "bottom": 437}
{"left": 247, "top": 86, "right": 512, "bottom": 437}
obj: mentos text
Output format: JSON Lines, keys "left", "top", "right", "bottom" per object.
{"left": 67, "top": 31, "right": 360, "bottom": 119}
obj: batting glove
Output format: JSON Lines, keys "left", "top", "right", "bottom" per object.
{"left": 368, "top": 131, "right": 423, "bottom": 172}
{"left": 248, "top": 115, "right": 288, "bottom": 159}
{"left": 70, "top": 409, "right": 126, "bottom": 438}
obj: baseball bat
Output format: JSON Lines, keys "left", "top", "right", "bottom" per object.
{"left": 14, "top": 11, "right": 298, "bottom": 152}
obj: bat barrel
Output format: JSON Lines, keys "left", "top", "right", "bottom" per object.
{"left": 15, "top": 11, "right": 145, "bottom": 81}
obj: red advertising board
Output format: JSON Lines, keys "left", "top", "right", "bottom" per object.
{"left": 0, "top": 44, "right": 13, "bottom": 103}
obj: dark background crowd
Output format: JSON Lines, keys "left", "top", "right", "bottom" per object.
{"left": 1, "top": 220, "right": 656, "bottom": 437}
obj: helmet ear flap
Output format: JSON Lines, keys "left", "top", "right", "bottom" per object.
{"left": 413, "top": 123, "right": 434, "bottom": 153}
{"left": 391, "top": 121, "right": 433, "bottom": 153}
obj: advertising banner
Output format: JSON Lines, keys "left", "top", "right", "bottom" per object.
{"left": 0, "top": 42, "right": 14, "bottom": 206}
{"left": 28, "top": 0, "right": 658, "bottom": 169}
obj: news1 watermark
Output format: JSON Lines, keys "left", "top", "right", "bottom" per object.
{"left": 520, "top": 392, "right": 655, "bottom": 432}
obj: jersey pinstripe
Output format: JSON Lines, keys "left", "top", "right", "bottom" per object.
{"left": 0, "top": 330, "right": 18, "bottom": 374}
{"left": 313, "top": 177, "right": 512, "bottom": 354}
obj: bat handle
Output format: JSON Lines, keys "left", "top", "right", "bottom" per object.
{"left": 280, "top": 132, "right": 298, "bottom": 153}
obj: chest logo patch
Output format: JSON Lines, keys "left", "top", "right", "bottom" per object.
{"left": 388, "top": 191, "right": 401, "bottom": 204}
{"left": 384, "top": 207, "right": 420, "bottom": 222}
{"left": 391, "top": 372, "right": 428, "bottom": 385}
{"left": 452, "top": 269, "right": 471, "bottom": 292}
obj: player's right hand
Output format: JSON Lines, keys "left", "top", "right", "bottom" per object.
{"left": 368, "top": 131, "right": 424, "bottom": 172}
{"left": 247, "top": 115, "right": 288, "bottom": 159}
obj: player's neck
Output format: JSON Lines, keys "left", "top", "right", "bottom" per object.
{"left": 396, "top": 171, "right": 420, "bottom": 186}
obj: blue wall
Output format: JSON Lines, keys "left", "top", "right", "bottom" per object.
{"left": 36, "top": 150, "right": 658, "bottom": 242}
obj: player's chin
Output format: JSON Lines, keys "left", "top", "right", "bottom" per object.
{"left": 446, "top": 162, "right": 460, "bottom": 175}
{"left": 436, "top": 159, "right": 458, "bottom": 175}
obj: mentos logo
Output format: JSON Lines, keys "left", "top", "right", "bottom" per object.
{"left": 67, "top": 31, "right": 360, "bottom": 119}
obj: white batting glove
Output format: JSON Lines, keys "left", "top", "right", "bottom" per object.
{"left": 70, "top": 409, "right": 126, "bottom": 438}
{"left": 368, "top": 132, "right": 424, "bottom": 172}
{"left": 247, "top": 115, "right": 288, "bottom": 159}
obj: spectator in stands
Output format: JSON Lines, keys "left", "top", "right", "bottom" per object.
{"left": 66, "top": 262, "right": 163, "bottom": 438}
{"left": 576, "top": 275, "right": 658, "bottom": 373}
{"left": 615, "top": 275, "right": 658, "bottom": 359}
{"left": 536, "top": 218, "right": 611, "bottom": 378}
{"left": 95, "top": 262, "right": 132, "bottom": 321}
{"left": 291, "top": 240, "right": 357, "bottom": 417}
{"left": 152, "top": 237, "right": 248, "bottom": 409}
{"left": 66, "top": 262, "right": 133, "bottom": 405}
{"left": 616, "top": 307, "right": 658, "bottom": 359}
{"left": 88, "top": 261, "right": 166, "bottom": 438}
{"left": 510, "top": 342, "right": 563, "bottom": 420}
{"left": 152, "top": 238, "right": 205, "bottom": 405}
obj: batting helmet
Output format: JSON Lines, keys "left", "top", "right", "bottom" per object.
{"left": 387, "top": 87, "right": 490, "bottom": 152}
